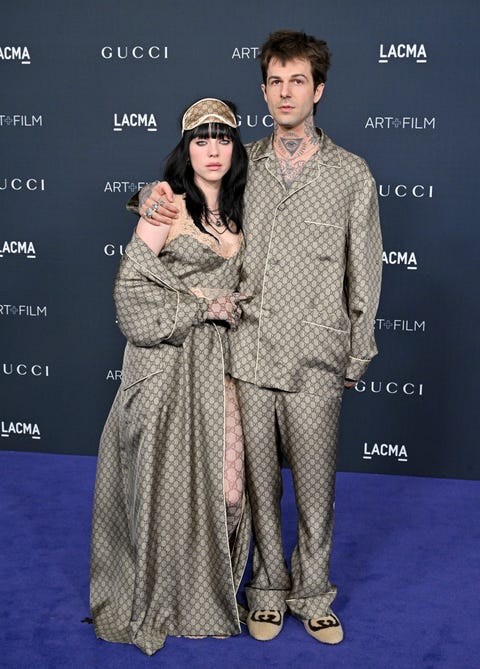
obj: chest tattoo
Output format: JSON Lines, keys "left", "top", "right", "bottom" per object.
{"left": 279, "top": 159, "right": 308, "bottom": 188}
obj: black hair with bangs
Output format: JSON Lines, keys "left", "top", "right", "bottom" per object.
{"left": 163, "top": 102, "right": 248, "bottom": 236}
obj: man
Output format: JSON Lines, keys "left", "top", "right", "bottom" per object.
{"left": 132, "top": 30, "right": 382, "bottom": 644}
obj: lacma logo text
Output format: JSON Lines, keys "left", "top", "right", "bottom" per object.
{"left": 379, "top": 43, "right": 427, "bottom": 63}
{"left": 113, "top": 113, "right": 157, "bottom": 132}
{"left": 363, "top": 441, "right": 408, "bottom": 462}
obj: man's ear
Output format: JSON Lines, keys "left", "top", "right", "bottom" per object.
{"left": 314, "top": 82, "right": 325, "bottom": 104}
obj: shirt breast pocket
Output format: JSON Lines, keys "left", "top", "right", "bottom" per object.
{"left": 302, "top": 219, "right": 346, "bottom": 264}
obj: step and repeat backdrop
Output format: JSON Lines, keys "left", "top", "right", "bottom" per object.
{"left": 1, "top": 0, "right": 478, "bottom": 478}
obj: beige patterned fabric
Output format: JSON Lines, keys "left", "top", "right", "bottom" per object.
{"left": 165, "top": 195, "right": 241, "bottom": 260}
{"left": 237, "top": 381, "right": 340, "bottom": 618}
{"left": 224, "top": 376, "right": 245, "bottom": 535}
{"left": 90, "top": 203, "right": 251, "bottom": 656}
{"left": 230, "top": 130, "right": 382, "bottom": 392}
{"left": 228, "top": 129, "right": 382, "bottom": 617}
{"left": 182, "top": 97, "right": 237, "bottom": 132}
{"left": 123, "top": 129, "right": 382, "bottom": 621}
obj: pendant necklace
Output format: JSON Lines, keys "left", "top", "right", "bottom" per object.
{"left": 206, "top": 207, "right": 228, "bottom": 234}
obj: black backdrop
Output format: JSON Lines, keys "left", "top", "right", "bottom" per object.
{"left": 1, "top": 0, "right": 479, "bottom": 479}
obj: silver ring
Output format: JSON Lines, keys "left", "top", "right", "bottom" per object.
{"left": 145, "top": 207, "right": 154, "bottom": 218}
{"left": 156, "top": 199, "right": 165, "bottom": 207}
{"left": 151, "top": 202, "right": 159, "bottom": 213}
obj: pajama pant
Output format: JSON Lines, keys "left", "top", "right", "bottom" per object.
{"left": 236, "top": 380, "right": 343, "bottom": 619}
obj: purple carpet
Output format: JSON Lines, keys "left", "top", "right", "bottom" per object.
{"left": 1, "top": 450, "right": 478, "bottom": 668}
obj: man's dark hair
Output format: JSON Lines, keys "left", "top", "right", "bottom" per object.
{"left": 260, "top": 30, "right": 331, "bottom": 113}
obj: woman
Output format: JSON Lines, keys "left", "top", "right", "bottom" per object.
{"left": 90, "top": 98, "right": 251, "bottom": 655}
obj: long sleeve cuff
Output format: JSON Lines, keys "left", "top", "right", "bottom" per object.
{"left": 345, "top": 355, "right": 371, "bottom": 382}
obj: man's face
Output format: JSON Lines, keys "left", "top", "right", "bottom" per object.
{"left": 261, "top": 57, "right": 324, "bottom": 132}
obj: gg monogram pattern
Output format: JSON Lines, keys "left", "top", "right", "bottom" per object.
{"left": 90, "top": 222, "right": 251, "bottom": 655}
{"left": 229, "top": 129, "right": 382, "bottom": 617}
{"left": 237, "top": 381, "right": 341, "bottom": 618}
{"left": 123, "top": 130, "right": 382, "bottom": 623}
{"left": 230, "top": 130, "right": 382, "bottom": 393}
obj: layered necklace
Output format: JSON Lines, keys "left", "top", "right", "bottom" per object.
{"left": 206, "top": 206, "right": 228, "bottom": 235}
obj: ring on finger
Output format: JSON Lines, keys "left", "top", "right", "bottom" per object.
{"left": 145, "top": 207, "right": 154, "bottom": 218}
{"left": 156, "top": 199, "right": 165, "bottom": 207}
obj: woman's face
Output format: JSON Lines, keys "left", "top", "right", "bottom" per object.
{"left": 189, "top": 134, "right": 233, "bottom": 191}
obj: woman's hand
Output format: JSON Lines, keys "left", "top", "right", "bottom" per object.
{"left": 207, "top": 293, "right": 253, "bottom": 328}
{"left": 139, "top": 181, "right": 179, "bottom": 225}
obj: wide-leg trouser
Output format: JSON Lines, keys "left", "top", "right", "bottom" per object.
{"left": 236, "top": 380, "right": 343, "bottom": 619}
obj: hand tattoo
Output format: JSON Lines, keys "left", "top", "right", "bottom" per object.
{"left": 138, "top": 180, "right": 159, "bottom": 208}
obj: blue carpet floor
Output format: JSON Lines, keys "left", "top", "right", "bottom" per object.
{"left": 1, "top": 450, "right": 478, "bottom": 669}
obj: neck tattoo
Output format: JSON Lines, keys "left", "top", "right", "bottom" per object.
{"left": 273, "top": 117, "right": 320, "bottom": 188}
{"left": 274, "top": 116, "right": 319, "bottom": 158}
{"left": 280, "top": 136, "right": 304, "bottom": 157}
